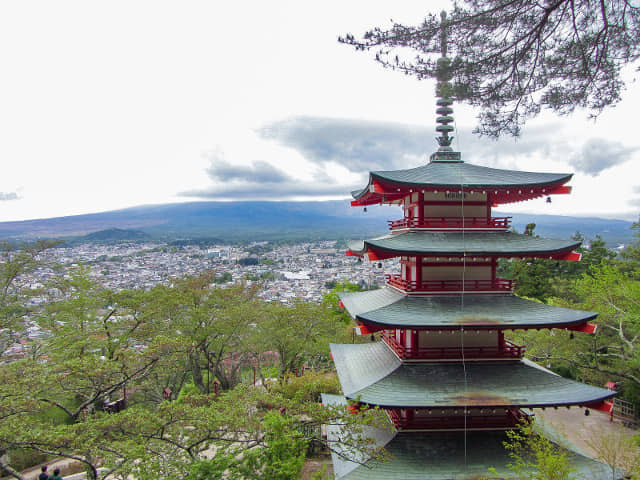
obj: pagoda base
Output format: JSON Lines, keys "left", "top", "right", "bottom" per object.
{"left": 323, "top": 394, "right": 617, "bottom": 480}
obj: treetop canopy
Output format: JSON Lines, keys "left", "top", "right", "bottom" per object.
{"left": 340, "top": 0, "right": 640, "bottom": 137}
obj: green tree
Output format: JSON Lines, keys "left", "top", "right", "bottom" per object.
{"left": 0, "top": 268, "right": 172, "bottom": 479}
{"left": 563, "top": 233, "right": 616, "bottom": 280}
{"left": 499, "top": 225, "right": 558, "bottom": 302}
{"left": 152, "top": 273, "right": 262, "bottom": 392}
{"left": 68, "top": 384, "right": 384, "bottom": 480}
{"left": 519, "top": 264, "right": 640, "bottom": 402}
{"left": 241, "top": 411, "right": 308, "bottom": 480}
{"left": 584, "top": 429, "right": 639, "bottom": 480}
{"left": 251, "top": 301, "right": 345, "bottom": 381}
{"left": 509, "top": 258, "right": 557, "bottom": 302}
{"left": 0, "top": 240, "right": 58, "bottom": 360}
{"left": 340, "top": 0, "right": 640, "bottom": 137}
{"left": 618, "top": 222, "right": 640, "bottom": 277}
{"left": 0, "top": 265, "right": 385, "bottom": 480}
{"left": 493, "top": 421, "right": 576, "bottom": 480}
{"left": 569, "top": 265, "right": 640, "bottom": 389}
{"left": 323, "top": 280, "right": 362, "bottom": 312}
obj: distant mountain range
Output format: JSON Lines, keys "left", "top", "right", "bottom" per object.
{"left": 0, "top": 201, "right": 635, "bottom": 246}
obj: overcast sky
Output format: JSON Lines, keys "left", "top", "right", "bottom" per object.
{"left": 1, "top": 0, "right": 639, "bottom": 223}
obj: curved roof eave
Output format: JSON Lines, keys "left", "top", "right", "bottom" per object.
{"left": 370, "top": 162, "right": 573, "bottom": 188}
{"left": 339, "top": 289, "right": 598, "bottom": 329}
{"left": 351, "top": 162, "right": 573, "bottom": 201}
{"left": 369, "top": 173, "right": 574, "bottom": 189}
{"left": 331, "top": 343, "right": 615, "bottom": 409}
{"left": 347, "top": 231, "right": 581, "bottom": 257}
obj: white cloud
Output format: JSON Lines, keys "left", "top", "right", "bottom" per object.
{"left": 0, "top": 0, "right": 637, "bottom": 222}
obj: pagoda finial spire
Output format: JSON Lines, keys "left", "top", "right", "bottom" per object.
{"left": 440, "top": 10, "right": 448, "bottom": 58}
{"left": 430, "top": 11, "right": 462, "bottom": 163}
{"left": 435, "top": 11, "right": 454, "bottom": 149}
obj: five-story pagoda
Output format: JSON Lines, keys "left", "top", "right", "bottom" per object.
{"left": 323, "top": 16, "right": 617, "bottom": 480}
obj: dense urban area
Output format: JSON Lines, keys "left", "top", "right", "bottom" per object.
{"left": 6, "top": 240, "right": 394, "bottom": 360}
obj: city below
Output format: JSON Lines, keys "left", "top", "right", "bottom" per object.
{"left": 5, "top": 240, "right": 394, "bottom": 359}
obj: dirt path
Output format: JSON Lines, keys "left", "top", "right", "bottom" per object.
{"left": 300, "top": 455, "right": 333, "bottom": 480}
{"left": 537, "top": 407, "right": 637, "bottom": 457}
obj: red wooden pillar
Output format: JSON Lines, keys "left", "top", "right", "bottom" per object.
{"left": 406, "top": 408, "right": 414, "bottom": 428}
{"left": 498, "top": 330, "right": 505, "bottom": 352}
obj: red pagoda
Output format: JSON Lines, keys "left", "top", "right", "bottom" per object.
{"left": 323, "top": 20, "right": 618, "bottom": 480}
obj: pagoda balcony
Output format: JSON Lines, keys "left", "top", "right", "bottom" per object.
{"left": 388, "top": 408, "right": 530, "bottom": 431}
{"left": 385, "top": 275, "right": 515, "bottom": 293}
{"left": 382, "top": 332, "right": 525, "bottom": 361}
{"left": 388, "top": 216, "right": 511, "bottom": 231}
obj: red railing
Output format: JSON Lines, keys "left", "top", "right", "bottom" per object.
{"left": 388, "top": 408, "right": 530, "bottom": 431}
{"left": 385, "top": 275, "right": 515, "bottom": 293}
{"left": 382, "top": 332, "right": 525, "bottom": 360}
{"left": 388, "top": 216, "right": 511, "bottom": 231}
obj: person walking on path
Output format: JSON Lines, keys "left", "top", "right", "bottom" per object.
{"left": 49, "top": 468, "right": 63, "bottom": 480}
{"left": 38, "top": 466, "right": 49, "bottom": 480}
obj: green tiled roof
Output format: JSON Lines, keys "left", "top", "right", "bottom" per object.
{"left": 348, "top": 231, "right": 580, "bottom": 256}
{"left": 352, "top": 161, "right": 572, "bottom": 199}
{"left": 330, "top": 343, "right": 615, "bottom": 408}
{"left": 322, "top": 394, "right": 615, "bottom": 480}
{"left": 334, "top": 429, "right": 613, "bottom": 480}
{"left": 331, "top": 342, "right": 401, "bottom": 398}
{"left": 339, "top": 289, "right": 597, "bottom": 329}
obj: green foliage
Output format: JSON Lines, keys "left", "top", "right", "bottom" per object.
{"left": 0, "top": 240, "right": 59, "bottom": 359}
{"left": 0, "top": 245, "right": 397, "bottom": 480}
{"left": 492, "top": 422, "right": 575, "bottom": 480}
{"left": 311, "top": 465, "right": 330, "bottom": 480}
{"left": 512, "top": 258, "right": 640, "bottom": 405}
{"left": 153, "top": 273, "right": 263, "bottom": 391}
{"left": 242, "top": 412, "right": 308, "bottom": 480}
{"left": 0, "top": 257, "right": 387, "bottom": 479}
{"left": 568, "top": 265, "right": 640, "bottom": 398}
{"left": 511, "top": 259, "right": 557, "bottom": 302}
{"left": 498, "top": 228, "right": 619, "bottom": 303}
{"left": 177, "top": 380, "right": 201, "bottom": 400}
{"left": 323, "top": 280, "right": 362, "bottom": 325}
{"left": 188, "top": 458, "right": 228, "bottom": 480}
{"left": 6, "top": 448, "right": 48, "bottom": 472}
{"left": 251, "top": 301, "right": 346, "bottom": 380}
{"left": 214, "top": 271, "right": 232, "bottom": 283}
{"left": 584, "top": 429, "right": 639, "bottom": 479}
